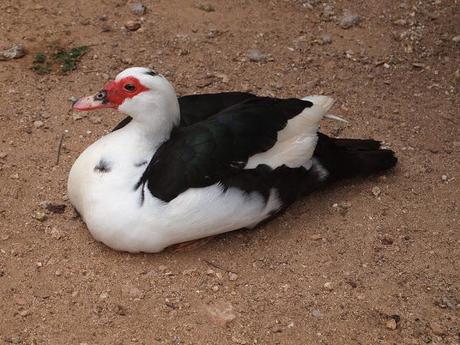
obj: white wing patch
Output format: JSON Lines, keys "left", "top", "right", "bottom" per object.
{"left": 245, "top": 96, "right": 334, "bottom": 169}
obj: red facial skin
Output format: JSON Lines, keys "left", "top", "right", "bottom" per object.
{"left": 73, "top": 76, "right": 149, "bottom": 111}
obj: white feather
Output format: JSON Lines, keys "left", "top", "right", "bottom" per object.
{"left": 245, "top": 95, "right": 334, "bottom": 169}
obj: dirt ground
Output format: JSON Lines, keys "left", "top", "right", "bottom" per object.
{"left": 0, "top": 0, "right": 459, "bottom": 344}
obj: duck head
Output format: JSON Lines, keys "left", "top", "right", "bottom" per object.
{"left": 73, "top": 67, "right": 180, "bottom": 133}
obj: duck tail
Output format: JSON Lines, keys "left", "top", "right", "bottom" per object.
{"left": 312, "top": 133, "right": 397, "bottom": 182}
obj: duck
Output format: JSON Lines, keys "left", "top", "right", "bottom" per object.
{"left": 68, "top": 67, "right": 397, "bottom": 253}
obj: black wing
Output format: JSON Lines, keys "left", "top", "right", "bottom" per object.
{"left": 137, "top": 97, "right": 312, "bottom": 202}
{"left": 112, "top": 92, "right": 256, "bottom": 131}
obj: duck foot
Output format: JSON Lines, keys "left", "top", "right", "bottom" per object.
{"left": 168, "top": 237, "right": 214, "bottom": 252}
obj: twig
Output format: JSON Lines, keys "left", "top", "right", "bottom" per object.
{"left": 56, "top": 134, "right": 64, "bottom": 165}
{"left": 202, "top": 259, "right": 233, "bottom": 273}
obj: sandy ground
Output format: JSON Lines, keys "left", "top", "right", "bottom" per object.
{"left": 0, "top": 0, "right": 459, "bottom": 344}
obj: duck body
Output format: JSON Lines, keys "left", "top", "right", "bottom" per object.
{"left": 68, "top": 67, "right": 397, "bottom": 253}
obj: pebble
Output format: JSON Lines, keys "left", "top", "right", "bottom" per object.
{"left": 0, "top": 152, "right": 7, "bottom": 159}
{"left": 13, "top": 295, "right": 27, "bottom": 306}
{"left": 205, "top": 301, "right": 236, "bottom": 327}
{"left": 158, "top": 265, "right": 168, "bottom": 272}
{"left": 19, "top": 309, "right": 31, "bottom": 317}
{"left": 10, "top": 173, "right": 19, "bottom": 180}
{"left": 0, "top": 44, "right": 26, "bottom": 61}
{"left": 89, "top": 115, "right": 102, "bottom": 124}
{"left": 430, "top": 321, "right": 447, "bottom": 336}
{"left": 438, "top": 296, "right": 456, "bottom": 309}
{"left": 319, "top": 33, "right": 332, "bottom": 45}
{"left": 114, "top": 304, "right": 127, "bottom": 315}
{"left": 33, "top": 120, "right": 44, "bottom": 128}
{"left": 72, "top": 113, "right": 83, "bottom": 121}
{"left": 322, "top": 5, "right": 335, "bottom": 18}
{"left": 441, "top": 174, "right": 448, "bottom": 182}
{"left": 332, "top": 201, "right": 352, "bottom": 216}
{"left": 386, "top": 318, "right": 397, "bottom": 330}
{"left": 228, "top": 272, "right": 238, "bottom": 281}
{"left": 247, "top": 49, "right": 267, "bottom": 63}
{"left": 323, "top": 282, "right": 333, "bottom": 291}
{"left": 198, "top": 4, "right": 215, "bottom": 12}
{"left": 129, "top": 2, "right": 146, "bottom": 15}
{"left": 125, "top": 20, "right": 141, "bottom": 31}
{"left": 372, "top": 186, "right": 381, "bottom": 197}
{"left": 32, "top": 211, "right": 47, "bottom": 222}
{"left": 129, "top": 287, "right": 144, "bottom": 299}
{"left": 99, "top": 292, "right": 109, "bottom": 299}
{"left": 40, "top": 201, "right": 66, "bottom": 214}
{"left": 339, "top": 13, "right": 360, "bottom": 29}
{"left": 452, "top": 35, "right": 460, "bottom": 43}
{"left": 310, "top": 234, "right": 323, "bottom": 241}
{"left": 50, "top": 227, "right": 64, "bottom": 240}
{"left": 311, "top": 309, "right": 322, "bottom": 318}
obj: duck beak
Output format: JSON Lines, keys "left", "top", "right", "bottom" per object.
{"left": 72, "top": 90, "right": 117, "bottom": 111}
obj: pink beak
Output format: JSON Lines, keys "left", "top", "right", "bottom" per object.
{"left": 72, "top": 91, "right": 117, "bottom": 111}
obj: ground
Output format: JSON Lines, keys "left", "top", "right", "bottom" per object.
{"left": 0, "top": 0, "right": 459, "bottom": 344}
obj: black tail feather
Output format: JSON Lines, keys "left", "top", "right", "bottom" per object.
{"left": 314, "top": 133, "right": 397, "bottom": 180}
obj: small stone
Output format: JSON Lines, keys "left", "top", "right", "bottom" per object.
{"left": 393, "top": 19, "right": 407, "bottom": 26}
{"left": 54, "top": 270, "right": 62, "bottom": 276}
{"left": 311, "top": 309, "right": 322, "bottom": 318}
{"left": 121, "top": 57, "right": 133, "bottom": 64}
{"left": 310, "top": 234, "right": 323, "bottom": 241}
{"left": 206, "top": 268, "right": 215, "bottom": 275}
{"left": 50, "top": 227, "right": 63, "bottom": 240}
{"left": 0, "top": 44, "right": 26, "bottom": 61}
{"left": 13, "top": 295, "right": 27, "bottom": 306}
{"left": 441, "top": 174, "right": 448, "bottom": 182}
{"left": 89, "top": 115, "right": 102, "bottom": 124}
{"left": 323, "top": 282, "right": 333, "bottom": 291}
{"left": 319, "top": 33, "right": 332, "bottom": 45}
{"left": 32, "top": 211, "right": 47, "bottom": 222}
{"left": 247, "top": 49, "right": 267, "bottom": 63}
{"left": 381, "top": 236, "right": 394, "bottom": 245}
{"left": 332, "top": 201, "right": 351, "bottom": 216}
{"left": 452, "top": 35, "right": 460, "bottom": 43}
{"left": 33, "top": 120, "right": 44, "bottom": 128}
{"left": 124, "top": 20, "right": 141, "bottom": 31}
{"left": 430, "top": 321, "right": 447, "bottom": 336}
{"left": 198, "top": 3, "right": 215, "bottom": 12}
{"left": 438, "top": 296, "right": 456, "bottom": 309}
{"left": 72, "top": 113, "right": 83, "bottom": 121}
{"left": 412, "top": 62, "right": 426, "bottom": 69}
{"left": 322, "top": 5, "right": 335, "bottom": 18}
{"left": 10, "top": 173, "right": 19, "bottom": 180}
{"left": 19, "top": 309, "right": 31, "bottom": 317}
{"left": 205, "top": 301, "right": 236, "bottom": 327}
{"left": 128, "top": 287, "right": 144, "bottom": 299}
{"left": 99, "top": 292, "right": 109, "bottom": 299}
{"left": 228, "top": 272, "right": 238, "bottom": 281}
{"left": 114, "top": 304, "right": 127, "bottom": 315}
{"left": 212, "top": 285, "right": 219, "bottom": 292}
{"left": 158, "top": 265, "right": 168, "bottom": 272}
{"left": 0, "top": 152, "right": 7, "bottom": 159}
{"left": 339, "top": 12, "right": 360, "bottom": 29}
{"left": 386, "top": 318, "right": 397, "bottom": 330}
{"left": 129, "top": 2, "right": 146, "bottom": 15}
{"left": 40, "top": 201, "right": 66, "bottom": 214}
{"left": 372, "top": 186, "right": 381, "bottom": 197}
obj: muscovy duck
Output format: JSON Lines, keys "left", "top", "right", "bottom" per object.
{"left": 68, "top": 67, "right": 397, "bottom": 252}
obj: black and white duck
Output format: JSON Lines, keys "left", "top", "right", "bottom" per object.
{"left": 68, "top": 67, "right": 397, "bottom": 252}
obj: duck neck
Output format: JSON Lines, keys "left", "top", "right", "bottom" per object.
{"left": 124, "top": 100, "right": 180, "bottom": 147}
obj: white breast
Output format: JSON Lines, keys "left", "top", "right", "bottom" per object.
{"left": 68, "top": 122, "right": 282, "bottom": 253}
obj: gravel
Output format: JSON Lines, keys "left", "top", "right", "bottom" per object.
{"left": 125, "top": 20, "right": 141, "bottom": 31}
{"left": 247, "top": 49, "right": 268, "bottom": 63}
{"left": 129, "top": 2, "right": 146, "bottom": 15}
{"left": 339, "top": 12, "right": 360, "bottom": 29}
{"left": 0, "top": 44, "right": 26, "bottom": 61}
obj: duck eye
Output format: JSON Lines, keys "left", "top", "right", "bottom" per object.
{"left": 124, "top": 83, "right": 136, "bottom": 92}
